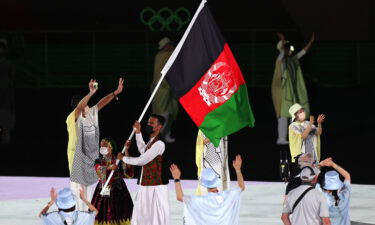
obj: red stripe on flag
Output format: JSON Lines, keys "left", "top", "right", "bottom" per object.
{"left": 179, "top": 44, "right": 246, "bottom": 127}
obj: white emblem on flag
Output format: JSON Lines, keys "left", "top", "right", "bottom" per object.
{"left": 198, "top": 62, "right": 237, "bottom": 106}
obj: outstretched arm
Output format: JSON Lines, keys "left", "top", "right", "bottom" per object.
{"left": 316, "top": 114, "right": 325, "bottom": 135}
{"left": 96, "top": 78, "right": 124, "bottom": 111}
{"left": 80, "top": 188, "right": 98, "bottom": 214}
{"left": 170, "top": 164, "right": 184, "bottom": 202}
{"left": 74, "top": 79, "right": 97, "bottom": 120}
{"left": 303, "top": 32, "right": 315, "bottom": 52}
{"left": 302, "top": 116, "right": 315, "bottom": 139}
{"left": 233, "top": 154, "right": 245, "bottom": 191}
{"left": 277, "top": 32, "right": 285, "bottom": 45}
{"left": 319, "top": 157, "right": 351, "bottom": 182}
{"left": 38, "top": 188, "right": 58, "bottom": 217}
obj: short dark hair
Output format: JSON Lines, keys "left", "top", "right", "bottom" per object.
{"left": 150, "top": 114, "right": 165, "bottom": 126}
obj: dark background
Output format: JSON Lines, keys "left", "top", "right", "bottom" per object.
{"left": 0, "top": 0, "right": 374, "bottom": 184}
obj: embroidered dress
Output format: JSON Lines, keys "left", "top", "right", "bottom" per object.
{"left": 91, "top": 156, "right": 134, "bottom": 225}
{"left": 289, "top": 120, "right": 320, "bottom": 163}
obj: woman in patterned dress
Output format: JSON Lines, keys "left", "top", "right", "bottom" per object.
{"left": 91, "top": 138, "right": 133, "bottom": 225}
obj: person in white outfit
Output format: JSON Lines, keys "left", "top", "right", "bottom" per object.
{"left": 118, "top": 114, "right": 170, "bottom": 225}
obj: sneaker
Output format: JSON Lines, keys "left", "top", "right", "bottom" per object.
{"left": 165, "top": 132, "right": 176, "bottom": 143}
{"left": 276, "top": 139, "right": 289, "bottom": 145}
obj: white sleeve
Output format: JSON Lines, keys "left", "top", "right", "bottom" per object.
{"left": 89, "top": 105, "right": 99, "bottom": 126}
{"left": 290, "top": 123, "right": 303, "bottom": 134}
{"left": 123, "top": 141, "right": 165, "bottom": 166}
{"left": 135, "top": 133, "right": 146, "bottom": 154}
{"left": 296, "top": 49, "right": 306, "bottom": 59}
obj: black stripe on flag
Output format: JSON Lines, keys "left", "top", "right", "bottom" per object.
{"left": 165, "top": 5, "right": 226, "bottom": 99}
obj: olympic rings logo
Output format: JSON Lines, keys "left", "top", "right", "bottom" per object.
{"left": 140, "top": 8, "right": 191, "bottom": 31}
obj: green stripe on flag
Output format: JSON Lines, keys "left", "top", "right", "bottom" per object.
{"left": 199, "top": 84, "right": 255, "bottom": 147}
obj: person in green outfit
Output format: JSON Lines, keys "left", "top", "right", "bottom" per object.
{"left": 271, "top": 32, "right": 314, "bottom": 145}
{"left": 151, "top": 37, "right": 179, "bottom": 143}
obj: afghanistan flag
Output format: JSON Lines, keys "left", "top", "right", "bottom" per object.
{"left": 162, "top": 0, "right": 255, "bottom": 146}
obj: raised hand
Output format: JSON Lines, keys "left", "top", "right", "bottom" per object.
{"left": 319, "top": 157, "right": 333, "bottom": 167}
{"left": 232, "top": 155, "right": 242, "bottom": 171}
{"left": 203, "top": 138, "right": 211, "bottom": 145}
{"left": 309, "top": 115, "right": 315, "bottom": 125}
{"left": 133, "top": 120, "right": 141, "bottom": 133}
{"left": 50, "top": 188, "right": 57, "bottom": 202}
{"left": 107, "top": 164, "right": 118, "bottom": 171}
{"left": 38, "top": 187, "right": 57, "bottom": 217}
{"left": 89, "top": 79, "right": 97, "bottom": 95}
{"left": 277, "top": 32, "right": 285, "bottom": 41}
{"left": 124, "top": 140, "right": 131, "bottom": 149}
{"left": 114, "top": 77, "right": 124, "bottom": 96}
{"left": 117, "top": 152, "right": 124, "bottom": 161}
{"left": 310, "top": 32, "right": 315, "bottom": 43}
{"left": 170, "top": 164, "right": 181, "bottom": 179}
{"left": 317, "top": 114, "right": 325, "bottom": 124}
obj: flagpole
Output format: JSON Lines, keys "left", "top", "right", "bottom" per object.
{"left": 160, "top": 0, "right": 207, "bottom": 75}
{"left": 100, "top": 0, "right": 207, "bottom": 195}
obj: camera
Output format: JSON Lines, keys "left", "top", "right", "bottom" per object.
{"left": 280, "top": 151, "right": 306, "bottom": 182}
{"left": 279, "top": 150, "right": 290, "bottom": 182}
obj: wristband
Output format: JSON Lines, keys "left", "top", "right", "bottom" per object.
{"left": 112, "top": 92, "right": 119, "bottom": 100}
{"left": 174, "top": 179, "right": 180, "bottom": 183}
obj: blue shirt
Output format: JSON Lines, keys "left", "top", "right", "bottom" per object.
{"left": 183, "top": 187, "right": 242, "bottom": 225}
{"left": 317, "top": 180, "right": 351, "bottom": 225}
{"left": 41, "top": 211, "right": 95, "bottom": 225}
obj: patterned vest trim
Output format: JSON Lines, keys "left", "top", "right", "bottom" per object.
{"left": 141, "top": 136, "right": 164, "bottom": 186}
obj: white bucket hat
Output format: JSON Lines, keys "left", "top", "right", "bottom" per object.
{"left": 323, "top": 170, "right": 343, "bottom": 190}
{"left": 56, "top": 188, "right": 76, "bottom": 210}
{"left": 200, "top": 168, "right": 221, "bottom": 188}
{"left": 289, "top": 103, "right": 303, "bottom": 121}
{"left": 158, "top": 37, "right": 172, "bottom": 50}
{"left": 299, "top": 166, "right": 320, "bottom": 182}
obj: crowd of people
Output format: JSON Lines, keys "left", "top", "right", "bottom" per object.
{"left": 37, "top": 36, "right": 352, "bottom": 225}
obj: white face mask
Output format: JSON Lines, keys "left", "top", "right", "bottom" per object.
{"left": 297, "top": 112, "right": 306, "bottom": 121}
{"left": 100, "top": 147, "right": 109, "bottom": 155}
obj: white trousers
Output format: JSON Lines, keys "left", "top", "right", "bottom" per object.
{"left": 131, "top": 185, "right": 169, "bottom": 225}
{"left": 70, "top": 181, "right": 95, "bottom": 211}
